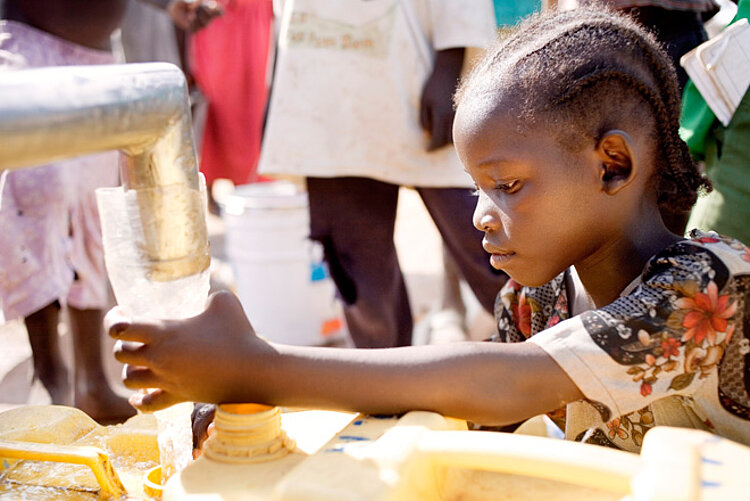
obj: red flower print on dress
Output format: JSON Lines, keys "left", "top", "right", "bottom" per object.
{"left": 676, "top": 281, "right": 737, "bottom": 344}
{"left": 508, "top": 279, "right": 523, "bottom": 292}
{"left": 661, "top": 337, "right": 681, "bottom": 358}
{"left": 607, "top": 418, "right": 628, "bottom": 440}
{"left": 693, "top": 236, "right": 720, "bottom": 244}
{"left": 640, "top": 382, "right": 652, "bottom": 396}
{"left": 514, "top": 291, "right": 532, "bottom": 337}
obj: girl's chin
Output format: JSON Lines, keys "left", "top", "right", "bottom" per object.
{"left": 504, "top": 268, "right": 563, "bottom": 289}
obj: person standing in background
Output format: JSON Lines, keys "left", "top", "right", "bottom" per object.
{"left": 258, "top": 0, "right": 507, "bottom": 349}
{"left": 0, "top": 0, "right": 220, "bottom": 422}
{"left": 429, "top": 0, "right": 544, "bottom": 345}
{"left": 0, "top": 0, "right": 135, "bottom": 423}
{"left": 190, "top": 0, "right": 274, "bottom": 210}
{"left": 120, "top": 0, "right": 183, "bottom": 67}
{"left": 681, "top": 0, "right": 750, "bottom": 245}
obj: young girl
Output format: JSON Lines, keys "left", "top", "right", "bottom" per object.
{"left": 107, "top": 8, "right": 750, "bottom": 452}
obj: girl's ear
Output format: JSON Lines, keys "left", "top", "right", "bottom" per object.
{"left": 595, "top": 130, "right": 637, "bottom": 195}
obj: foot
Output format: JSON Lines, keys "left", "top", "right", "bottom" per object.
{"left": 428, "top": 309, "right": 468, "bottom": 344}
{"left": 74, "top": 384, "right": 136, "bottom": 424}
{"left": 31, "top": 372, "right": 72, "bottom": 406}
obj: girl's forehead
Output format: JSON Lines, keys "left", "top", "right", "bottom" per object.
{"left": 455, "top": 93, "right": 526, "bottom": 146}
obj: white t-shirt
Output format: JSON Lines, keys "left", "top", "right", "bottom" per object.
{"left": 258, "top": 0, "right": 497, "bottom": 187}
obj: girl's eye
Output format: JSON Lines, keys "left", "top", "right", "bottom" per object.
{"left": 471, "top": 181, "right": 519, "bottom": 196}
{"left": 495, "top": 179, "right": 521, "bottom": 194}
{"left": 496, "top": 180, "right": 520, "bottom": 193}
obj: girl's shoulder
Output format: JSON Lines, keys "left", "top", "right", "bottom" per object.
{"left": 683, "top": 230, "right": 750, "bottom": 275}
{"left": 642, "top": 230, "right": 750, "bottom": 289}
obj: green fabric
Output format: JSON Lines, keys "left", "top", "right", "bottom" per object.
{"left": 682, "top": 0, "right": 750, "bottom": 245}
{"left": 687, "top": 82, "right": 750, "bottom": 245}
{"left": 679, "top": 79, "right": 716, "bottom": 160}
{"left": 679, "top": 0, "right": 750, "bottom": 159}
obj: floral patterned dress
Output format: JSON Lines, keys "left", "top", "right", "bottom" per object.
{"left": 493, "top": 230, "right": 750, "bottom": 452}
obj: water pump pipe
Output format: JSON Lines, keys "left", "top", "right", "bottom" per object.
{"left": 0, "top": 62, "right": 209, "bottom": 281}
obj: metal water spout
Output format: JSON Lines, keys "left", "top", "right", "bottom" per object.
{"left": 0, "top": 63, "right": 209, "bottom": 280}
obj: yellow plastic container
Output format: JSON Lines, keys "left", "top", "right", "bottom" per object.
{"left": 0, "top": 405, "right": 159, "bottom": 500}
{"left": 142, "top": 466, "right": 162, "bottom": 500}
{"left": 3, "top": 404, "right": 750, "bottom": 500}
{"left": 163, "top": 403, "right": 357, "bottom": 501}
{"left": 165, "top": 405, "right": 627, "bottom": 501}
{"left": 165, "top": 405, "right": 750, "bottom": 501}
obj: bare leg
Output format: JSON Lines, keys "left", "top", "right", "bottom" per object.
{"left": 68, "top": 306, "right": 135, "bottom": 423}
{"left": 24, "top": 302, "right": 71, "bottom": 405}
{"left": 429, "top": 244, "right": 468, "bottom": 344}
{"left": 439, "top": 244, "right": 466, "bottom": 316}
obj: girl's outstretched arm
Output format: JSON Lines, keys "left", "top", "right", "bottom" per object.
{"left": 106, "top": 291, "right": 583, "bottom": 426}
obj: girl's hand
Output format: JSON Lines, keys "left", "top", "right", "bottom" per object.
{"left": 105, "top": 291, "right": 268, "bottom": 413}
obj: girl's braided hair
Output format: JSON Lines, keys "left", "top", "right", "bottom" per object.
{"left": 456, "top": 8, "right": 711, "bottom": 212}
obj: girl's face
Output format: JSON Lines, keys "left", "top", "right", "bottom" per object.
{"left": 454, "top": 99, "right": 621, "bottom": 287}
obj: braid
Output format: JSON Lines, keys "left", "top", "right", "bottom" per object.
{"left": 456, "top": 8, "right": 712, "bottom": 212}
{"left": 554, "top": 68, "right": 710, "bottom": 211}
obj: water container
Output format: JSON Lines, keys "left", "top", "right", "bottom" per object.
{"left": 0, "top": 405, "right": 159, "bottom": 500}
{"left": 163, "top": 407, "right": 750, "bottom": 501}
{"left": 3, "top": 405, "right": 750, "bottom": 500}
{"left": 220, "top": 181, "right": 346, "bottom": 346}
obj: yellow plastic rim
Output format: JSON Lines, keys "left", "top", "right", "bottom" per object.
{"left": 219, "top": 404, "right": 274, "bottom": 415}
{"left": 143, "top": 465, "right": 162, "bottom": 499}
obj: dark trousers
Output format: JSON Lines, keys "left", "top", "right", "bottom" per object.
{"left": 307, "top": 176, "right": 507, "bottom": 348}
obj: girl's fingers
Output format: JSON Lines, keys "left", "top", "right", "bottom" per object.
{"left": 113, "top": 340, "right": 150, "bottom": 366}
{"left": 128, "top": 388, "right": 180, "bottom": 413}
{"left": 103, "top": 306, "right": 129, "bottom": 336}
{"left": 105, "top": 308, "right": 164, "bottom": 343}
{"left": 122, "top": 365, "right": 161, "bottom": 390}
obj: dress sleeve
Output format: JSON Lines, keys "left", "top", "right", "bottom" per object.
{"left": 427, "top": 0, "right": 498, "bottom": 51}
{"left": 529, "top": 244, "right": 738, "bottom": 419}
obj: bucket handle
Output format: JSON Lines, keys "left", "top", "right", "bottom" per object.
{"left": 0, "top": 439, "right": 127, "bottom": 498}
{"left": 414, "top": 430, "right": 642, "bottom": 495}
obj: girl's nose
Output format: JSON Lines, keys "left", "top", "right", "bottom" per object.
{"left": 473, "top": 197, "right": 500, "bottom": 232}
{"left": 476, "top": 214, "right": 494, "bottom": 231}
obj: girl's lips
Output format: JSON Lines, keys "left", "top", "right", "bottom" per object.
{"left": 490, "top": 252, "right": 515, "bottom": 266}
{"left": 492, "top": 252, "right": 516, "bottom": 261}
{"left": 482, "top": 242, "right": 513, "bottom": 256}
{"left": 484, "top": 243, "right": 515, "bottom": 267}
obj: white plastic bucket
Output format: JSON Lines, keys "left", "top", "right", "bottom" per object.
{"left": 221, "top": 181, "right": 345, "bottom": 346}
